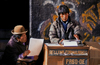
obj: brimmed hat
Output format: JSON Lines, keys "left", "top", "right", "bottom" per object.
{"left": 11, "top": 25, "right": 28, "bottom": 34}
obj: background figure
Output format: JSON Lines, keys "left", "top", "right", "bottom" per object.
{"left": 49, "top": 5, "right": 83, "bottom": 44}
{"left": 1, "top": 25, "right": 36, "bottom": 65}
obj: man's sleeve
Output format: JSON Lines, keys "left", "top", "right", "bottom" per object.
{"left": 18, "top": 53, "right": 24, "bottom": 59}
{"left": 49, "top": 24, "right": 60, "bottom": 43}
{"left": 74, "top": 25, "right": 84, "bottom": 40}
{"left": 18, "top": 53, "right": 34, "bottom": 59}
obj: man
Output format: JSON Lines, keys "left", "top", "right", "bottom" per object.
{"left": 49, "top": 5, "right": 83, "bottom": 44}
{"left": 1, "top": 25, "right": 38, "bottom": 65}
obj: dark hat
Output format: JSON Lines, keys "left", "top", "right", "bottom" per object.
{"left": 11, "top": 25, "right": 28, "bottom": 34}
{"left": 58, "top": 5, "right": 69, "bottom": 15}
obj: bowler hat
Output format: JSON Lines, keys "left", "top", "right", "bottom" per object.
{"left": 11, "top": 25, "right": 28, "bottom": 34}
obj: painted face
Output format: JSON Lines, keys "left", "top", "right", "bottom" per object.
{"left": 19, "top": 33, "right": 27, "bottom": 43}
{"left": 60, "top": 13, "right": 69, "bottom": 22}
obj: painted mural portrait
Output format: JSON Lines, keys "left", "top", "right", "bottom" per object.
{"left": 49, "top": 4, "right": 83, "bottom": 44}
{"left": 30, "top": 0, "right": 100, "bottom": 43}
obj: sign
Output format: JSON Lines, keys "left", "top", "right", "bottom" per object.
{"left": 49, "top": 49, "right": 88, "bottom": 56}
{"left": 65, "top": 58, "right": 87, "bottom": 65}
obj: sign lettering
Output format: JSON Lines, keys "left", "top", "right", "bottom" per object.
{"left": 65, "top": 58, "right": 87, "bottom": 65}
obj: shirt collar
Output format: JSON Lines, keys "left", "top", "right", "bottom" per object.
{"left": 61, "top": 18, "right": 69, "bottom": 24}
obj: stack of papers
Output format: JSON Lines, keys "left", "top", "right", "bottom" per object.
{"left": 45, "top": 43, "right": 60, "bottom": 46}
{"left": 62, "top": 40, "right": 78, "bottom": 46}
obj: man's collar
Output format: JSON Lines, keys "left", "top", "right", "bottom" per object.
{"left": 61, "top": 18, "right": 69, "bottom": 24}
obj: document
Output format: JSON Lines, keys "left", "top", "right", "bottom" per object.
{"left": 45, "top": 43, "right": 60, "bottom": 46}
{"left": 27, "top": 38, "right": 44, "bottom": 56}
{"left": 63, "top": 40, "right": 78, "bottom": 46}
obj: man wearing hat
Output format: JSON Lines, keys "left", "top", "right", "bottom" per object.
{"left": 1, "top": 25, "right": 37, "bottom": 65}
{"left": 49, "top": 5, "right": 83, "bottom": 44}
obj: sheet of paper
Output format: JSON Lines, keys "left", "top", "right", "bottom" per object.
{"left": 27, "top": 38, "right": 44, "bottom": 56}
{"left": 45, "top": 43, "right": 60, "bottom": 46}
{"left": 63, "top": 40, "right": 78, "bottom": 46}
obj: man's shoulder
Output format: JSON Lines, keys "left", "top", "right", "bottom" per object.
{"left": 52, "top": 19, "right": 60, "bottom": 25}
{"left": 7, "top": 37, "right": 17, "bottom": 47}
{"left": 52, "top": 21, "right": 57, "bottom": 25}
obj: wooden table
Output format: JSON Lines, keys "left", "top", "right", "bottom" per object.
{"left": 43, "top": 43, "right": 90, "bottom": 65}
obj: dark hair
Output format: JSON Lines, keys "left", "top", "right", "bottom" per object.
{"left": 58, "top": 5, "right": 69, "bottom": 15}
{"left": 13, "top": 34, "right": 22, "bottom": 39}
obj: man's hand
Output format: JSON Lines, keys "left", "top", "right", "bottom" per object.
{"left": 59, "top": 39, "right": 64, "bottom": 45}
{"left": 23, "top": 50, "right": 31, "bottom": 57}
{"left": 74, "top": 34, "right": 79, "bottom": 40}
{"left": 34, "top": 55, "right": 38, "bottom": 60}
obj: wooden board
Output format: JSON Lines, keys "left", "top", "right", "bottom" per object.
{"left": 85, "top": 41, "right": 100, "bottom": 65}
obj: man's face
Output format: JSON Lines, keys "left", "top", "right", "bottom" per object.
{"left": 19, "top": 33, "right": 27, "bottom": 43}
{"left": 60, "top": 13, "right": 69, "bottom": 22}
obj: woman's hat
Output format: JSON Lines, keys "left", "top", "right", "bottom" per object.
{"left": 11, "top": 25, "right": 28, "bottom": 34}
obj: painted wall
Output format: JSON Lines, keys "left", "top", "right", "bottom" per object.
{"left": 30, "top": 0, "right": 100, "bottom": 43}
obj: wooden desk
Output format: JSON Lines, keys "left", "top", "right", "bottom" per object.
{"left": 43, "top": 43, "right": 89, "bottom": 65}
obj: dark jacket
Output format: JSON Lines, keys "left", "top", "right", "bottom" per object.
{"left": 49, "top": 16, "right": 83, "bottom": 43}
{"left": 1, "top": 36, "right": 26, "bottom": 65}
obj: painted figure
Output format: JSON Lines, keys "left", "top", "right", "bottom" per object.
{"left": 49, "top": 5, "right": 83, "bottom": 44}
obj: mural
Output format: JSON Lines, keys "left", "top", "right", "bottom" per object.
{"left": 30, "top": 0, "right": 100, "bottom": 43}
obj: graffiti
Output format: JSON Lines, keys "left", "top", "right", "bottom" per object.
{"left": 82, "top": 34, "right": 100, "bottom": 43}
{"left": 82, "top": 33, "right": 90, "bottom": 43}
{"left": 96, "top": 36, "right": 100, "bottom": 42}
{"left": 31, "top": 0, "right": 100, "bottom": 43}
{"left": 80, "top": 2, "right": 100, "bottom": 42}
{"left": 43, "top": 0, "right": 61, "bottom": 15}
{"left": 38, "top": 21, "right": 45, "bottom": 31}
{"left": 39, "top": 19, "right": 51, "bottom": 41}
{"left": 97, "top": 2, "right": 100, "bottom": 20}
{"left": 43, "top": 0, "right": 79, "bottom": 21}
{"left": 43, "top": 22, "right": 51, "bottom": 40}
{"left": 81, "top": 5, "right": 97, "bottom": 34}
{"left": 82, "top": 33, "right": 100, "bottom": 43}
{"left": 76, "top": 0, "right": 80, "bottom": 5}
{"left": 39, "top": 0, "right": 80, "bottom": 41}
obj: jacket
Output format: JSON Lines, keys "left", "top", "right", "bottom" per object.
{"left": 49, "top": 16, "right": 83, "bottom": 43}
{"left": 1, "top": 36, "right": 26, "bottom": 65}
